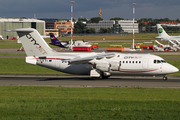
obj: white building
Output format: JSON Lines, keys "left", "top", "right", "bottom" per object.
{"left": 86, "top": 20, "right": 139, "bottom": 33}
{"left": 118, "top": 20, "right": 139, "bottom": 33}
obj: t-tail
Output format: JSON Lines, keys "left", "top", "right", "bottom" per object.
{"left": 11, "top": 28, "right": 56, "bottom": 56}
{"left": 156, "top": 24, "right": 169, "bottom": 38}
{"left": 49, "top": 33, "right": 66, "bottom": 48}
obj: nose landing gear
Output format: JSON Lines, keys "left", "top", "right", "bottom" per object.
{"left": 163, "top": 76, "right": 167, "bottom": 81}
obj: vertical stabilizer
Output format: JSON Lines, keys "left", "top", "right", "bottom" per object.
{"left": 15, "top": 28, "right": 55, "bottom": 56}
{"left": 157, "top": 24, "right": 169, "bottom": 37}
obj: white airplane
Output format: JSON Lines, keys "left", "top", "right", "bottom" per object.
{"left": 156, "top": 24, "right": 180, "bottom": 43}
{"left": 10, "top": 28, "right": 179, "bottom": 80}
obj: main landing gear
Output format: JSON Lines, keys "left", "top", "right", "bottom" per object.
{"left": 90, "top": 69, "right": 111, "bottom": 79}
{"left": 163, "top": 76, "right": 167, "bottom": 81}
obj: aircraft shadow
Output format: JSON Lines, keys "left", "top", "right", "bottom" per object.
{"left": 37, "top": 77, "right": 180, "bottom": 82}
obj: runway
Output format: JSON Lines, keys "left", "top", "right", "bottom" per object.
{"left": 0, "top": 75, "right": 179, "bottom": 88}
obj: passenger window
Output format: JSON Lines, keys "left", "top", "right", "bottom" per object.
{"left": 132, "top": 61, "right": 134, "bottom": 63}
{"left": 139, "top": 61, "right": 141, "bottom": 63}
{"left": 129, "top": 61, "right": 131, "bottom": 63}
{"left": 136, "top": 61, "right": 138, "bottom": 63}
{"left": 123, "top": 61, "right": 125, "bottom": 63}
{"left": 126, "top": 61, "right": 128, "bottom": 63}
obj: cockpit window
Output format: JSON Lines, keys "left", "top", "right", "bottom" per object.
{"left": 154, "top": 59, "right": 166, "bottom": 64}
{"left": 161, "top": 60, "right": 166, "bottom": 63}
{"left": 157, "top": 60, "right": 161, "bottom": 63}
{"left": 154, "top": 60, "right": 156, "bottom": 63}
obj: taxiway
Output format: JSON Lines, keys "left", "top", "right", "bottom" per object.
{"left": 0, "top": 75, "right": 179, "bottom": 88}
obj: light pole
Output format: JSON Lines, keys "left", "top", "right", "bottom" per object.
{"left": 70, "top": 1, "right": 74, "bottom": 50}
{"left": 132, "top": 3, "right": 136, "bottom": 49}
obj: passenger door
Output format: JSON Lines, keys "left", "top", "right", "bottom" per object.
{"left": 142, "top": 58, "right": 149, "bottom": 69}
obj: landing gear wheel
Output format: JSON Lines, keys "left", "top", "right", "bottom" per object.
{"left": 91, "top": 77, "right": 99, "bottom": 80}
{"left": 100, "top": 72, "right": 111, "bottom": 79}
{"left": 101, "top": 76, "right": 110, "bottom": 79}
{"left": 163, "top": 76, "right": 167, "bottom": 81}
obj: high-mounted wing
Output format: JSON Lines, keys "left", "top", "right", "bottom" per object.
{"left": 63, "top": 53, "right": 116, "bottom": 64}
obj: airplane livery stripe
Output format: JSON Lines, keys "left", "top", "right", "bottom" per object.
{"left": 119, "top": 69, "right": 159, "bottom": 73}
{"left": 46, "top": 58, "right": 66, "bottom": 60}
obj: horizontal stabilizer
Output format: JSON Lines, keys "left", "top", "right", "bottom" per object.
{"left": 6, "top": 29, "right": 34, "bottom": 32}
{"left": 26, "top": 56, "right": 36, "bottom": 65}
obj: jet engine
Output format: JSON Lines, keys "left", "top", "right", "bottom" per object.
{"left": 95, "top": 61, "right": 110, "bottom": 72}
{"left": 109, "top": 60, "right": 121, "bottom": 71}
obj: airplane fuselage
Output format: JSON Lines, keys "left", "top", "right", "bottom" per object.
{"left": 159, "top": 36, "right": 180, "bottom": 42}
{"left": 27, "top": 53, "right": 178, "bottom": 76}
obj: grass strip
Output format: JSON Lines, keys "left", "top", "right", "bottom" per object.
{"left": 46, "top": 33, "right": 165, "bottom": 41}
{"left": 44, "top": 34, "right": 158, "bottom": 42}
{"left": 0, "top": 58, "right": 67, "bottom": 75}
{"left": 0, "top": 86, "right": 180, "bottom": 120}
{"left": 157, "top": 55, "right": 180, "bottom": 57}
{"left": 0, "top": 53, "right": 26, "bottom": 56}
{"left": 0, "top": 44, "right": 22, "bottom": 49}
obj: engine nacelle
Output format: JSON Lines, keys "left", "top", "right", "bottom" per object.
{"left": 96, "top": 61, "right": 110, "bottom": 72}
{"left": 110, "top": 60, "right": 121, "bottom": 71}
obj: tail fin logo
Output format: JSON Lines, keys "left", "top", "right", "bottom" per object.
{"left": 26, "top": 33, "right": 47, "bottom": 55}
{"left": 50, "top": 37, "right": 55, "bottom": 39}
{"left": 26, "top": 33, "right": 39, "bottom": 45}
{"left": 158, "top": 28, "right": 163, "bottom": 33}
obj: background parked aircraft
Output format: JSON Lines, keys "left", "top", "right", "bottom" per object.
{"left": 156, "top": 24, "right": 180, "bottom": 44}
{"left": 49, "top": 33, "right": 92, "bottom": 49}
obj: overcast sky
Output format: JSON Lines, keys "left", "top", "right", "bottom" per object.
{"left": 0, "top": 0, "right": 180, "bottom": 20}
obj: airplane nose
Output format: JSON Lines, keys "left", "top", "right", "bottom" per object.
{"left": 162, "top": 64, "right": 179, "bottom": 74}
{"left": 171, "top": 66, "right": 179, "bottom": 73}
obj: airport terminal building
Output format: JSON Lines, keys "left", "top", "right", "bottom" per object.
{"left": 0, "top": 18, "right": 45, "bottom": 38}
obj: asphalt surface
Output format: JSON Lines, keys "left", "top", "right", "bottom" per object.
{"left": 0, "top": 75, "right": 179, "bottom": 88}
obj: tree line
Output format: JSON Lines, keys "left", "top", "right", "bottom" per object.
{"left": 138, "top": 18, "right": 180, "bottom": 26}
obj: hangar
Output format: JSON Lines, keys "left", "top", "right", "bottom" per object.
{"left": 0, "top": 18, "right": 45, "bottom": 39}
